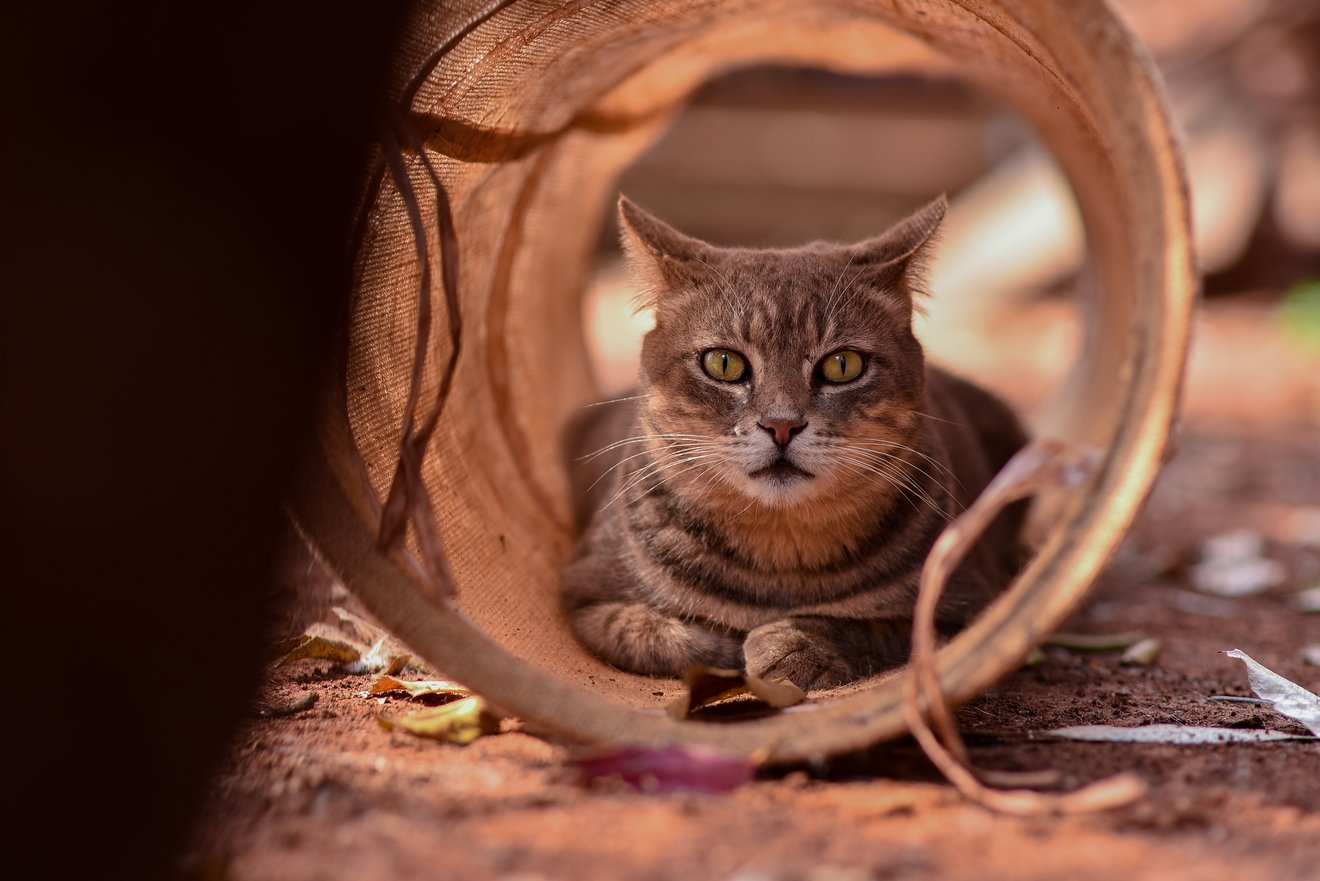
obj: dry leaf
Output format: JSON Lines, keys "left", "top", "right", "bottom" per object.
{"left": 574, "top": 745, "right": 755, "bottom": 793}
{"left": 666, "top": 667, "right": 805, "bottom": 719}
{"left": 1049, "top": 724, "right": 1316, "bottom": 744}
{"left": 376, "top": 695, "right": 501, "bottom": 744}
{"left": 368, "top": 676, "right": 470, "bottom": 699}
{"left": 274, "top": 634, "right": 363, "bottom": 667}
{"left": 1222, "top": 649, "right": 1320, "bottom": 736}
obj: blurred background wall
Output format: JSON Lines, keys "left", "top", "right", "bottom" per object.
{"left": 582, "top": 0, "right": 1320, "bottom": 435}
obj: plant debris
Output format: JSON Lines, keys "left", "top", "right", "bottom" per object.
{"left": 1021, "top": 647, "right": 1046, "bottom": 667}
{"left": 1222, "top": 648, "right": 1320, "bottom": 735}
{"left": 1190, "top": 530, "right": 1287, "bottom": 597}
{"left": 1120, "top": 638, "right": 1163, "bottom": 667}
{"left": 254, "top": 692, "right": 319, "bottom": 718}
{"left": 376, "top": 695, "right": 501, "bottom": 744}
{"left": 273, "top": 633, "right": 365, "bottom": 668}
{"left": 574, "top": 745, "right": 756, "bottom": 793}
{"left": 666, "top": 667, "right": 806, "bottom": 719}
{"left": 273, "top": 621, "right": 414, "bottom": 675}
{"left": 1048, "top": 724, "right": 1316, "bottom": 744}
{"left": 1046, "top": 631, "right": 1145, "bottom": 652}
{"left": 368, "top": 676, "right": 471, "bottom": 700}
{"left": 346, "top": 636, "right": 411, "bottom": 675}
{"left": 1296, "top": 586, "right": 1320, "bottom": 613}
{"left": 1206, "top": 695, "right": 1269, "bottom": 705}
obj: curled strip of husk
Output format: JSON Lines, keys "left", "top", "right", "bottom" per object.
{"left": 903, "top": 438, "right": 1146, "bottom": 815}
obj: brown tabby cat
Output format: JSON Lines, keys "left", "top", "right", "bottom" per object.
{"left": 560, "top": 195, "right": 1028, "bottom": 690}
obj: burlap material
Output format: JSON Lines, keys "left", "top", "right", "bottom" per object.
{"left": 294, "top": 0, "right": 1195, "bottom": 761}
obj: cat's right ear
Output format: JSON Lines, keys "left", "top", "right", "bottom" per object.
{"left": 617, "top": 195, "right": 713, "bottom": 295}
{"left": 846, "top": 195, "right": 947, "bottom": 297}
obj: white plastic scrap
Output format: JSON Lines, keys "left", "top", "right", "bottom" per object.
{"left": 1048, "top": 724, "right": 1314, "bottom": 744}
{"left": 1203, "top": 530, "right": 1265, "bottom": 559}
{"left": 1190, "top": 530, "right": 1287, "bottom": 597}
{"left": 1297, "top": 586, "right": 1320, "bottom": 613}
{"left": 1222, "top": 649, "right": 1320, "bottom": 736}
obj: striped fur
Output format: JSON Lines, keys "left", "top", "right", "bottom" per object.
{"left": 560, "top": 197, "right": 1028, "bottom": 689}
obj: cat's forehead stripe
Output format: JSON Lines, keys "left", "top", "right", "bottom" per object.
{"left": 692, "top": 261, "right": 903, "bottom": 351}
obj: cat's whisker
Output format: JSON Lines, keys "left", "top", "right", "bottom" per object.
{"left": 835, "top": 438, "right": 958, "bottom": 489}
{"left": 851, "top": 449, "right": 963, "bottom": 514}
{"left": 833, "top": 452, "right": 950, "bottom": 522}
{"left": 731, "top": 492, "right": 759, "bottom": 519}
{"left": 822, "top": 252, "right": 856, "bottom": 321}
{"left": 628, "top": 462, "right": 716, "bottom": 505}
{"left": 835, "top": 457, "right": 945, "bottom": 523}
{"left": 844, "top": 439, "right": 968, "bottom": 492}
{"left": 612, "top": 448, "right": 711, "bottom": 497}
{"left": 577, "top": 432, "right": 711, "bottom": 462}
{"left": 623, "top": 456, "right": 724, "bottom": 507}
{"left": 603, "top": 447, "right": 724, "bottom": 509}
{"left": 696, "top": 257, "right": 751, "bottom": 321}
{"left": 583, "top": 441, "right": 716, "bottom": 494}
{"left": 833, "top": 264, "right": 871, "bottom": 319}
{"left": 844, "top": 441, "right": 960, "bottom": 483}
{"left": 853, "top": 453, "right": 950, "bottom": 518}
{"left": 583, "top": 393, "right": 654, "bottom": 408}
{"left": 912, "top": 410, "right": 969, "bottom": 428}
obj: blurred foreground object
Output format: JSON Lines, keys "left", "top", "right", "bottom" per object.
{"left": 1, "top": 5, "right": 401, "bottom": 880}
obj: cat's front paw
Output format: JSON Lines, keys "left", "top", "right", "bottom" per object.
{"left": 743, "top": 618, "right": 855, "bottom": 690}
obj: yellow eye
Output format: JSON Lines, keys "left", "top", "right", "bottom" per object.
{"left": 701, "top": 348, "right": 748, "bottom": 382}
{"left": 820, "top": 350, "right": 864, "bottom": 383}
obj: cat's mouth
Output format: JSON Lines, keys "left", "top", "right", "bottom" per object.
{"left": 749, "top": 458, "right": 814, "bottom": 481}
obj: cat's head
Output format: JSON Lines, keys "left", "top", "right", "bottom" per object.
{"left": 621, "top": 195, "right": 944, "bottom": 509}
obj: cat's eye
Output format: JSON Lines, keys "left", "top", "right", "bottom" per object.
{"left": 819, "top": 349, "right": 865, "bottom": 384}
{"left": 701, "top": 348, "right": 748, "bottom": 382}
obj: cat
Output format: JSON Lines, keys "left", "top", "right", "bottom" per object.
{"left": 560, "top": 195, "right": 1028, "bottom": 690}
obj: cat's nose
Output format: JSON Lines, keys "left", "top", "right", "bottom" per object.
{"left": 758, "top": 418, "right": 807, "bottom": 447}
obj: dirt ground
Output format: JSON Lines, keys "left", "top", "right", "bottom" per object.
{"left": 188, "top": 297, "right": 1319, "bottom": 881}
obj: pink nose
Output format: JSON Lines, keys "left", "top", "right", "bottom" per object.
{"left": 758, "top": 418, "right": 807, "bottom": 447}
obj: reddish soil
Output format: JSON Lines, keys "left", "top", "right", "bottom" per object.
{"left": 188, "top": 299, "right": 1319, "bottom": 881}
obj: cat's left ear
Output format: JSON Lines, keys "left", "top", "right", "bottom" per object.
{"left": 617, "top": 195, "right": 715, "bottom": 294}
{"left": 846, "top": 195, "right": 947, "bottom": 295}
